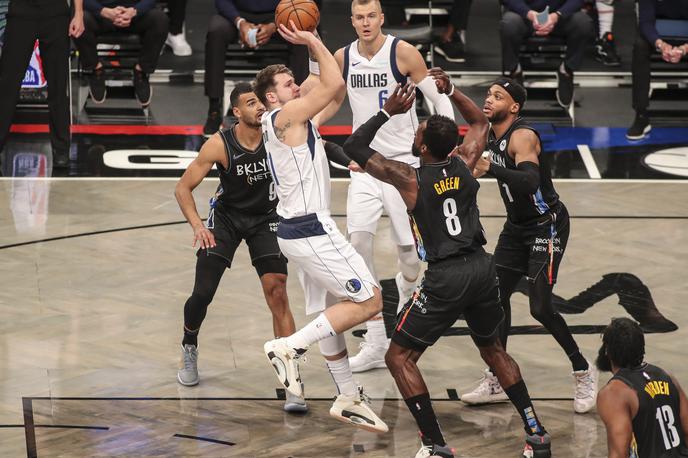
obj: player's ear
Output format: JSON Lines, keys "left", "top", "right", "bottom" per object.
{"left": 510, "top": 102, "right": 520, "bottom": 114}
{"left": 232, "top": 106, "right": 241, "bottom": 118}
{"left": 380, "top": 12, "right": 385, "bottom": 26}
{"left": 266, "top": 91, "right": 277, "bottom": 104}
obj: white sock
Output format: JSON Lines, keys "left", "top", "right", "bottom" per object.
{"left": 366, "top": 316, "right": 388, "bottom": 344}
{"left": 285, "top": 313, "right": 335, "bottom": 350}
{"left": 326, "top": 355, "right": 357, "bottom": 396}
{"left": 596, "top": 1, "right": 614, "bottom": 38}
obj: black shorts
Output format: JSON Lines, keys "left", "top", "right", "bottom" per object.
{"left": 200, "top": 207, "right": 287, "bottom": 273}
{"left": 494, "top": 203, "right": 570, "bottom": 285}
{"left": 391, "top": 249, "right": 504, "bottom": 351}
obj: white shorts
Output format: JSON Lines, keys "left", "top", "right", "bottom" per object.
{"left": 346, "top": 170, "right": 416, "bottom": 246}
{"left": 277, "top": 213, "right": 378, "bottom": 315}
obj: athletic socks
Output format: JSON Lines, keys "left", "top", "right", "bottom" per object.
{"left": 569, "top": 351, "right": 589, "bottom": 372}
{"left": 325, "top": 355, "right": 357, "bottom": 396}
{"left": 405, "top": 393, "right": 446, "bottom": 446}
{"left": 285, "top": 313, "right": 336, "bottom": 350}
{"left": 504, "top": 380, "right": 545, "bottom": 435}
{"left": 595, "top": 0, "right": 614, "bottom": 38}
{"left": 182, "top": 326, "right": 199, "bottom": 347}
{"left": 366, "top": 316, "right": 388, "bottom": 343}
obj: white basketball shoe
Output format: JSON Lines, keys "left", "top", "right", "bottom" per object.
{"left": 460, "top": 369, "right": 509, "bottom": 404}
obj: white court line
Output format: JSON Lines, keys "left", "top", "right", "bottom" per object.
{"left": 576, "top": 144, "right": 602, "bottom": 179}
{"left": 1, "top": 177, "right": 688, "bottom": 184}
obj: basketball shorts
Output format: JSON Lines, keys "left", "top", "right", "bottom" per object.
{"left": 346, "top": 170, "right": 415, "bottom": 246}
{"left": 494, "top": 202, "right": 570, "bottom": 284}
{"left": 277, "top": 212, "right": 378, "bottom": 315}
{"left": 392, "top": 248, "right": 504, "bottom": 351}
{"left": 200, "top": 206, "right": 287, "bottom": 273}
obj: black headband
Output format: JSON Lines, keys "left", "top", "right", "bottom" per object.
{"left": 493, "top": 78, "right": 527, "bottom": 108}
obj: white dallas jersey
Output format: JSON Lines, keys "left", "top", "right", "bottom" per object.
{"left": 261, "top": 108, "right": 331, "bottom": 219}
{"left": 345, "top": 34, "right": 419, "bottom": 159}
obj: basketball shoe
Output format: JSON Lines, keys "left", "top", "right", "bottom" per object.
{"left": 416, "top": 438, "right": 455, "bottom": 458}
{"left": 177, "top": 344, "right": 199, "bottom": 386}
{"left": 264, "top": 338, "right": 305, "bottom": 397}
{"left": 523, "top": 431, "right": 552, "bottom": 457}
{"left": 460, "top": 369, "right": 509, "bottom": 404}
{"left": 329, "top": 387, "right": 388, "bottom": 433}
{"left": 573, "top": 361, "right": 598, "bottom": 413}
{"left": 283, "top": 382, "right": 308, "bottom": 413}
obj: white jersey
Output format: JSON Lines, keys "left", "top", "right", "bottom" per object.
{"left": 345, "top": 34, "right": 419, "bottom": 159}
{"left": 261, "top": 108, "right": 331, "bottom": 219}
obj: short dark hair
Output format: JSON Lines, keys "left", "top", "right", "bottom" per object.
{"left": 230, "top": 82, "right": 255, "bottom": 110}
{"left": 602, "top": 318, "right": 645, "bottom": 369}
{"left": 424, "top": 115, "right": 458, "bottom": 160}
{"left": 253, "top": 64, "right": 294, "bottom": 106}
{"left": 493, "top": 77, "right": 527, "bottom": 111}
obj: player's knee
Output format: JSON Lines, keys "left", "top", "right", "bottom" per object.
{"left": 190, "top": 291, "right": 214, "bottom": 309}
{"left": 530, "top": 306, "right": 553, "bottom": 325}
{"left": 262, "top": 274, "right": 289, "bottom": 312}
{"left": 363, "top": 288, "right": 383, "bottom": 317}
{"left": 477, "top": 340, "right": 502, "bottom": 366}
{"left": 384, "top": 348, "right": 404, "bottom": 374}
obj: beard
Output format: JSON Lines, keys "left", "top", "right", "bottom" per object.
{"left": 595, "top": 342, "right": 612, "bottom": 372}
{"left": 245, "top": 118, "right": 262, "bottom": 129}
{"left": 411, "top": 144, "right": 422, "bottom": 157}
{"left": 488, "top": 109, "right": 508, "bottom": 124}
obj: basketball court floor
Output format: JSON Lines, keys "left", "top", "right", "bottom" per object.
{"left": 1, "top": 174, "right": 687, "bottom": 457}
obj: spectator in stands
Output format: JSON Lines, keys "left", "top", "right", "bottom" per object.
{"left": 436, "top": 0, "right": 473, "bottom": 63}
{"left": 593, "top": 0, "right": 621, "bottom": 66}
{"left": 166, "top": 0, "right": 192, "bottom": 56}
{"left": 500, "top": 0, "right": 594, "bottom": 108}
{"left": 0, "top": 0, "right": 84, "bottom": 169}
{"left": 203, "top": 0, "right": 319, "bottom": 135}
{"left": 75, "top": 0, "right": 169, "bottom": 107}
{"left": 626, "top": 0, "right": 688, "bottom": 140}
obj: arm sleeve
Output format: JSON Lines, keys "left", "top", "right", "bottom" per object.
{"left": 323, "top": 141, "right": 352, "bottom": 168}
{"left": 343, "top": 111, "right": 390, "bottom": 169}
{"left": 638, "top": 0, "right": 659, "bottom": 45}
{"left": 134, "top": 0, "right": 155, "bottom": 15}
{"left": 557, "top": 0, "right": 584, "bottom": 18}
{"left": 84, "top": 0, "right": 104, "bottom": 14}
{"left": 416, "top": 77, "right": 455, "bottom": 120}
{"left": 215, "top": 0, "right": 241, "bottom": 24}
{"left": 489, "top": 161, "right": 540, "bottom": 194}
{"left": 502, "top": 0, "right": 532, "bottom": 18}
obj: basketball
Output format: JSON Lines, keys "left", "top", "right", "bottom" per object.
{"left": 275, "top": 0, "right": 320, "bottom": 33}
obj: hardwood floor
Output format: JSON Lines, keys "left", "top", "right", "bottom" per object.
{"left": 1, "top": 179, "right": 686, "bottom": 457}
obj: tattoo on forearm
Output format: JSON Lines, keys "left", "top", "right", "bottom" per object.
{"left": 275, "top": 120, "right": 291, "bottom": 142}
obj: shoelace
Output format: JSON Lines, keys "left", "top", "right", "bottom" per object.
{"left": 183, "top": 349, "right": 197, "bottom": 370}
{"left": 357, "top": 386, "right": 372, "bottom": 405}
{"left": 574, "top": 372, "right": 594, "bottom": 399}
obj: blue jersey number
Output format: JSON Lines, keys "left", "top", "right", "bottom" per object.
{"left": 378, "top": 90, "right": 388, "bottom": 109}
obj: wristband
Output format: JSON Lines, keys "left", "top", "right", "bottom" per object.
{"left": 235, "top": 17, "right": 245, "bottom": 28}
{"left": 380, "top": 109, "right": 391, "bottom": 119}
{"left": 449, "top": 84, "right": 455, "bottom": 96}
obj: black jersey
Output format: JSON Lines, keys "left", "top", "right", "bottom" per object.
{"left": 487, "top": 117, "right": 560, "bottom": 225}
{"left": 212, "top": 123, "right": 277, "bottom": 215}
{"left": 611, "top": 363, "right": 686, "bottom": 458}
{"left": 409, "top": 156, "right": 486, "bottom": 263}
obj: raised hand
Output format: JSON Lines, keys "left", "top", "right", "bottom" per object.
{"left": 277, "top": 20, "right": 316, "bottom": 47}
{"left": 428, "top": 67, "right": 453, "bottom": 94}
{"left": 383, "top": 82, "right": 416, "bottom": 117}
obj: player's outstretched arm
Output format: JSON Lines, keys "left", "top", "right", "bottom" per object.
{"left": 277, "top": 22, "right": 344, "bottom": 126}
{"left": 597, "top": 382, "right": 636, "bottom": 458}
{"left": 428, "top": 68, "right": 488, "bottom": 170}
{"left": 343, "top": 83, "right": 418, "bottom": 209}
{"left": 174, "top": 134, "right": 226, "bottom": 249}
{"left": 396, "top": 41, "right": 454, "bottom": 119}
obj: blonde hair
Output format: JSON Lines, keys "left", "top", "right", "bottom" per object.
{"left": 351, "top": 0, "right": 382, "bottom": 13}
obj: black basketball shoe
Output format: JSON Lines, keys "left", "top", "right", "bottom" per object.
{"left": 595, "top": 33, "right": 621, "bottom": 66}
{"left": 88, "top": 66, "right": 106, "bottom": 104}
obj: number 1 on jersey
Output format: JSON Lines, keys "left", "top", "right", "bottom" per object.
{"left": 378, "top": 90, "right": 388, "bottom": 109}
{"left": 442, "top": 198, "right": 462, "bottom": 236}
{"left": 502, "top": 183, "right": 514, "bottom": 203}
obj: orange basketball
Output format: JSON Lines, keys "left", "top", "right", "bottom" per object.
{"left": 275, "top": 0, "right": 320, "bottom": 33}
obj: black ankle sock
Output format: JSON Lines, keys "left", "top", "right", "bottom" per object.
{"left": 504, "top": 380, "right": 544, "bottom": 435}
{"left": 208, "top": 98, "right": 221, "bottom": 113}
{"left": 404, "top": 393, "right": 446, "bottom": 446}
{"left": 182, "top": 327, "right": 199, "bottom": 347}
{"left": 570, "top": 351, "right": 589, "bottom": 372}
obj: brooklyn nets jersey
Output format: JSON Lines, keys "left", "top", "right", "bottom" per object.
{"left": 487, "top": 117, "right": 560, "bottom": 225}
{"left": 211, "top": 123, "right": 277, "bottom": 215}
{"left": 611, "top": 364, "right": 686, "bottom": 458}
{"left": 260, "top": 108, "right": 331, "bottom": 219}
{"left": 409, "top": 157, "right": 486, "bottom": 263}
{"left": 344, "top": 34, "right": 418, "bottom": 159}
